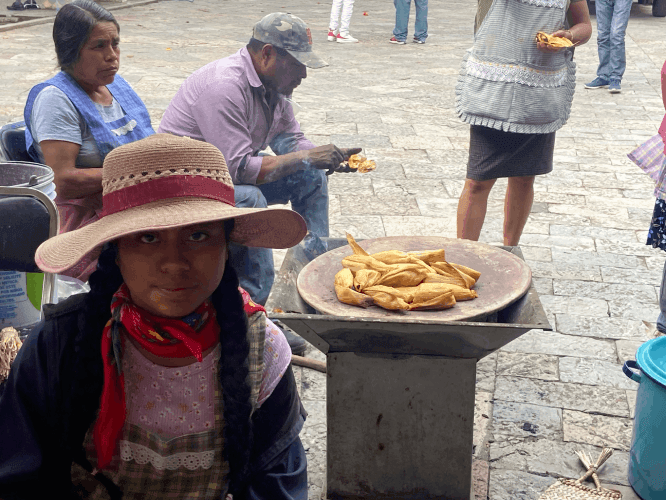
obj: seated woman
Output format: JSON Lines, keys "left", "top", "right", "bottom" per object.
{"left": 24, "top": 0, "right": 154, "bottom": 281}
{"left": 0, "top": 134, "right": 309, "bottom": 500}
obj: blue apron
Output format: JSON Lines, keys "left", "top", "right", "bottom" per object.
{"left": 24, "top": 71, "right": 154, "bottom": 162}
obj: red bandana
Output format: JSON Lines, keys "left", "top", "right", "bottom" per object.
{"left": 93, "top": 284, "right": 265, "bottom": 470}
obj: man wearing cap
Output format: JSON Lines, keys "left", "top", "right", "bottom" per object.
{"left": 159, "top": 13, "right": 360, "bottom": 353}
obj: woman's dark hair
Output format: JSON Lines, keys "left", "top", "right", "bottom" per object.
{"left": 53, "top": 0, "right": 120, "bottom": 72}
{"left": 69, "top": 219, "right": 253, "bottom": 495}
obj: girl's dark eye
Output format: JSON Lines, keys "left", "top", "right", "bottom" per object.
{"left": 190, "top": 232, "right": 209, "bottom": 242}
{"left": 139, "top": 234, "right": 158, "bottom": 244}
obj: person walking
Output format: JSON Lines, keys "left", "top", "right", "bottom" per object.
{"left": 584, "top": 0, "right": 633, "bottom": 93}
{"left": 455, "top": 0, "right": 592, "bottom": 246}
{"left": 328, "top": 0, "right": 359, "bottom": 43}
{"left": 390, "top": 0, "right": 428, "bottom": 45}
{"left": 643, "top": 59, "right": 666, "bottom": 333}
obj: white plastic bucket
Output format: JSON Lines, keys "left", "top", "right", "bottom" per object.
{"left": 0, "top": 161, "right": 57, "bottom": 330}
{"left": 0, "top": 272, "right": 50, "bottom": 330}
{"left": 0, "top": 161, "right": 56, "bottom": 200}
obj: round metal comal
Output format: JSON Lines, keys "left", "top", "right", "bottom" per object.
{"left": 297, "top": 236, "right": 532, "bottom": 322}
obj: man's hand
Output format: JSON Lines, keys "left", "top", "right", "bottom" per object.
{"left": 306, "top": 145, "right": 363, "bottom": 175}
{"left": 257, "top": 145, "right": 363, "bottom": 184}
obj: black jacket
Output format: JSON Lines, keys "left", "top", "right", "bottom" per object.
{"left": 0, "top": 293, "right": 307, "bottom": 500}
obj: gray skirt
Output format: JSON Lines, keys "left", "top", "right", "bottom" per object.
{"left": 466, "top": 125, "right": 556, "bottom": 181}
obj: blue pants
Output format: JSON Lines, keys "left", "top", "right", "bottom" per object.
{"left": 229, "top": 168, "right": 329, "bottom": 305}
{"left": 393, "top": 0, "right": 428, "bottom": 42}
{"left": 595, "top": 0, "right": 632, "bottom": 82}
{"left": 658, "top": 260, "right": 666, "bottom": 333}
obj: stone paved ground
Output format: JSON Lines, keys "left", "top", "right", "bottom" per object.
{"left": 1, "top": 1, "right": 666, "bottom": 498}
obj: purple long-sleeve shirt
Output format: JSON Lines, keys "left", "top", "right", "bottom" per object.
{"left": 158, "top": 48, "right": 315, "bottom": 185}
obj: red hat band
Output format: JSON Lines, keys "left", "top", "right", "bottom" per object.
{"left": 102, "top": 175, "right": 235, "bottom": 218}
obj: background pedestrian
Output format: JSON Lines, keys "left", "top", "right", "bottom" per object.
{"left": 644, "top": 59, "right": 666, "bottom": 333}
{"left": 389, "top": 0, "right": 428, "bottom": 44}
{"left": 584, "top": 0, "right": 633, "bottom": 93}
{"left": 328, "top": 0, "right": 359, "bottom": 43}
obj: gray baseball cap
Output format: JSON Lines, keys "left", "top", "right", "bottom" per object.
{"left": 252, "top": 12, "right": 328, "bottom": 69}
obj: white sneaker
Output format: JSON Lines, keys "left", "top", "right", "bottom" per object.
{"left": 336, "top": 32, "right": 359, "bottom": 43}
{"left": 327, "top": 29, "right": 338, "bottom": 42}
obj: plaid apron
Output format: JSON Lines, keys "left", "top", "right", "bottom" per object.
{"left": 627, "top": 134, "right": 666, "bottom": 200}
{"left": 72, "top": 311, "right": 266, "bottom": 499}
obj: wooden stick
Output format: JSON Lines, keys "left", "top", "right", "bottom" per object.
{"left": 291, "top": 354, "right": 327, "bottom": 373}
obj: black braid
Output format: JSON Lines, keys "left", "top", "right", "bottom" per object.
{"left": 212, "top": 226, "right": 254, "bottom": 497}
{"left": 68, "top": 242, "right": 123, "bottom": 456}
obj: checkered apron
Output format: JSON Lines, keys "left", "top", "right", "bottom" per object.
{"left": 72, "top": 311, "right": 266, "bottom": 499}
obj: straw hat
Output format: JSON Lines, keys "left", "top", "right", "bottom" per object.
{"left": 35, "top": 134, "right": 307, "bottom": 275}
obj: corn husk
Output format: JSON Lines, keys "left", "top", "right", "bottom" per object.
{"left": 535, "top": 31, "right": 574, "bottom": 48}
{"left": 353, "top": 269, "right": 383, "bottom": 292}
{"left": 346, "top": 232, "right": 369, "bottom": 256}
{"left": 0, "top": 327, "right": 23, "bottom": 383}
{"left": 537, "top": 448, "right": 622, "bottom": 499}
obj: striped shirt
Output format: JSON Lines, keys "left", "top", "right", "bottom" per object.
{"left": 474, "top": 0, "right": 585, "bottom": 33}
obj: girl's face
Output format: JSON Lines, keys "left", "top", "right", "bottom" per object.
{"left": 116, "top": 222, "right": 227, "bottom": 318}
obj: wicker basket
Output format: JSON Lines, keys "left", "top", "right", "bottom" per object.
{"left": 539, "top": 478, "right": 622, "bottom": 500}
{"left": 538, "top": 448, "right": 622, "bottom": 500}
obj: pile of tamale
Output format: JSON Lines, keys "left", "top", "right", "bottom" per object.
{"left": 334, "top": 234, "right": 481, "bottom": 311}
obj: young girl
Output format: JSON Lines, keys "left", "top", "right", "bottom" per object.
{"left": 328, "top": 0, "right": 359, "bottom": 43}
{"left": 0, "top": 134, "right": 309, "bottom": 499}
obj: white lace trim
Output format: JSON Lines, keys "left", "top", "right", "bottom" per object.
{"left": 466, "top": 56, "right": 568, "bottom": 88}
{"left": 119, "top": 440, "right": 215, "bottom": 471}
{"left": 516, "top": 0, "right": 567, "bottom": 9}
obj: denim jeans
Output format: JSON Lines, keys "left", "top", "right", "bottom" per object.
{"left": 658, "top": 260, "right": 666, "bottom": 333}
{"left": 595, "top": 0, "right": 632, "bottom": 82}
{"left": 229, "top": 168, "right": 329, "bottom": 306}
{"left": 393, "top": 0, "right": 428, "bottom": 42}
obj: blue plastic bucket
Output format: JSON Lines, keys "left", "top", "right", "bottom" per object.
{"left": 623, "top": 336, "right": 666, "bottom": 500}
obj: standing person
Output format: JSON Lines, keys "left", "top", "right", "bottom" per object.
{"left": 328, "top": 0, "right": 359, "bottom": 43}
{"left": 24, "top": 0, "right": 155, "bottom": 282}
{"left": 159, "top": 13, "right": 361, "bottom": 311}
{"left": 0, "top": 134, "right": 309, "bottom": 499}
{"left": 645, "top": 59, "right": 666, "bottom": 333}
{"left": 584, "top": 0, "right": 633, "bottom": 93}
{"left": 455, "top": 0, "right": 592, "bottom": 246}
{"left": 390, "top": 0, "right": 428, "bottom": 45}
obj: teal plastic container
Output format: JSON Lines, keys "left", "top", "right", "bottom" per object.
{"left": 623, "top": 336, "right": 666, "bottom": 500}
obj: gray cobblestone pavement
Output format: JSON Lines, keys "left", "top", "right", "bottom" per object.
{"left": 1, "top": 1, "right": 665, "bottom": 498}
